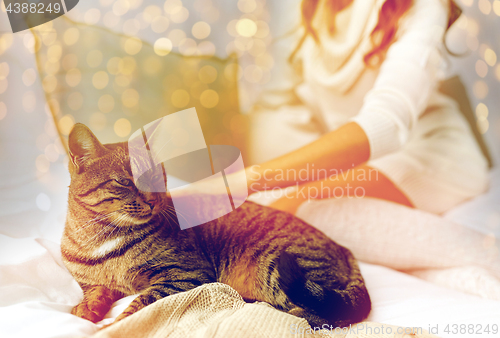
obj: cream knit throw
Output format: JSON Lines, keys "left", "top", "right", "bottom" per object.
{"left": 83, "top": 283, "right": 439, "bottom": 338}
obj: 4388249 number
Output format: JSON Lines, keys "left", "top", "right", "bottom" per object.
{"left": 5, "top": 2, "right": 62, "bottom": 14}
{"left": 444, "top": 324, "right": 499, "bottom": 335}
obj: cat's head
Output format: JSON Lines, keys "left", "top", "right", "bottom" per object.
{"left": 67, "top": 123, "right": 168, "bottom": 226}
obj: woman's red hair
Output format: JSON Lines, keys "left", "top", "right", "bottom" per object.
{"left": 291, "top": 0, "right": 461, "bottom": 66}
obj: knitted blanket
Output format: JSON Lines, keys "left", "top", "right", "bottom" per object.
{"left": 83, "top": 283, "right": 439, "bottom": 338}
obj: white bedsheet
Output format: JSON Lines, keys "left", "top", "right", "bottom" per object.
{"left": 0, "top": 232, "right": 499, "bottom": 338}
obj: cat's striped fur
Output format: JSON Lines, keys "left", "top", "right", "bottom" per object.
{"left": 61, "top": 123, "right": 371, "bottom": 328}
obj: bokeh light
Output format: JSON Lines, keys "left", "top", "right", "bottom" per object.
{"left": 171, "top": 89, "right": 190, "bottom": 108}
{"left": 170, "top": 7, "right": 189, "bottom": 24}
{"left": 124, "top": 37, "right": 143, "bottom": 55}
{"left": 475, "top": 60, "right": 488, "bottom": 77}
{"left": 238, "top": 0, "right": 257, "bottom": 13}
{"left": 192, "top": 21, "right": 211, "bottom": 40}
{"left": 478, "top": 0, "right": 492, "bottom": 15}
{"left": 473, "top": 80, "right": 489, "bottom": 99}
{"left": 494, "top": 0, "right": 500, "bottom": 16}
{"left": 0, "top": 33, "right": 14, "bottom": 55}
{"left": 495, "top": 64, "right": 500, "bottom": 81}
{"left": 154, "top": 38, "right": 173, "bottom": 56}
{"left": 477, "top": 119, "right": 490, "bottom": 134}
{"left": 484, "top": 48, "right": 497, "bottom": 66}
{"left": 114, "top": 118, "right": 132, "bottom": 137}
{"left": 113, "top": 0, "right": 130, "bottom": 16}
{"left": 92, "top": 71, "right": 109, "bottom": 89}
{"left": 200, "top": 89, "right": 219, "bottom": 108}
{"left": 236, "top": 18, "right": 257, "bottom": 37}
{"left": 476, "top": 103, "right": 489, "bottom": 120}
{"left": 164, "top": 0, "right": 182, "bottom": 14}
{"left": 59, "top": 114, "right": 76, "bottom": 136}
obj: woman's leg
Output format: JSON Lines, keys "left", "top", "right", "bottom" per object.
{"left": 295, "top": 197, "right": 500, "bottom": 299}
{"left": 269, "top": 164, "right": 413, "bottom": 214}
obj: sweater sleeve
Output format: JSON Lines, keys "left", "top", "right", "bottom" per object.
{"left": 350, "top": 0, "right": 449, "bottom": 160}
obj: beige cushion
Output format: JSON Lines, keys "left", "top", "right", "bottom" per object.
{"left": 33, "top": 17, "right": 242, "bottom": 150}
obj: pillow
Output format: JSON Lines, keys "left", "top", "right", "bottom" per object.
{"left": 33, "top": 17, "right": 243, "bottom": 151}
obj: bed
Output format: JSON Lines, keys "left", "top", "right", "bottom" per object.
{"left": 1, "top": 1, "right": 499, "bottom": 337}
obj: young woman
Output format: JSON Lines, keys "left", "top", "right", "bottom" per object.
{"left": 245, "top": 0, "right": 489, "bottom": 215}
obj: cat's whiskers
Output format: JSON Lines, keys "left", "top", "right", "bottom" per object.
{"left": 82, "top": 211, "right": 126, "bottom": 248}
{"left": 73, "top": 211, "right": 119, "bottom": 235}
{"left": 162, "top": 206, "right": 181, "bottom": 225}
{"left": 101, "top": 215, "right": 123, "bottom": 243}
{"left": 160, "top": 210, "right": 176, "bottom": 225}
{"left": 166, "top": 204, "right": 190, "bottom": 225}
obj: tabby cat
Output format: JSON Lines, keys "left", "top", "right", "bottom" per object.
{"left": 61, "top": 123, "right": 371, "bottom": 328}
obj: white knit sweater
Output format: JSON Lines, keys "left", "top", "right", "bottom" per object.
{"left": 296, "top": 0, "right": 449, "bottom": 160}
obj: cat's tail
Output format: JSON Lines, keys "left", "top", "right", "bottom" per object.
{"left": 277, "top": 251, "right": 371, "bottom": 328}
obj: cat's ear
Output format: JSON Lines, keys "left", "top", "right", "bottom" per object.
{"left": 68, "top": 123, "right": 107, "bottom": 174}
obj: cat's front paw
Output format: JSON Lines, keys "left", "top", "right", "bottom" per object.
{"left": 71, "top": 300, "right": 109, "bottom": 323}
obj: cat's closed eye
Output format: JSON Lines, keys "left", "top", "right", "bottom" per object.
{"left": 115, "top": 178, "right": 133, "bottom": 186}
